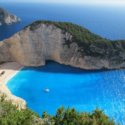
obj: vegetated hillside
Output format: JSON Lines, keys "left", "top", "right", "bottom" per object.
{"left": 24, "top": 20, "right": 125, "bottom": 59}
{"left": 0, "top": 94, "right": 120, "bottom": 125}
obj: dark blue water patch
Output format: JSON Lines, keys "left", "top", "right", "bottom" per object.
{"left": 20, "top": 61, "right": 109, "bottom": 74}
{"left": 6, "top": 61, "right": 125, "bottom": 124}
{"left": 0, "top": 2, "right": 125, "bottom": 41}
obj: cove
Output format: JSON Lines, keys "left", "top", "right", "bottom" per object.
{"left": 6, "top": 61, "right": 125, "bottom": 124}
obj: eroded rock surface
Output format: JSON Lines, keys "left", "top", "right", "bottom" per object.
{"left": 0, "top": 23, "right": 125, "bottom": 69}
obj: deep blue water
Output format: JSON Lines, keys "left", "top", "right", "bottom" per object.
{"left": 0, "top": 2, "right": 125, "bottom": 41}
{"left": 1, "top": 2, "right": 125, "bottom": 124}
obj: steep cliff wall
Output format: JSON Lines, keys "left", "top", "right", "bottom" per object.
{"left": 0, "top": 22, "right": 125, "bottom": 70}
{"left": 0, "top": 7, "right": 21, "bottom": 25}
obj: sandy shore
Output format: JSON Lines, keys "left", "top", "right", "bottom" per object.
{"left": 0, "top": 62, "right": 24, "bottom": 84}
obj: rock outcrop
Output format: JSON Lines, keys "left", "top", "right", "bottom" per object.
{"left": 0, "top": 7, "right": 21, "bottom": 25}
{"left": 0, "top": 22, "right": 125, "bottom": 70}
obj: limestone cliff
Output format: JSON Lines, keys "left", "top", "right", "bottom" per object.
{"left": 0, "top": 21, "right": 125, "bottom": 70}
{"left": 0, "top": 7, "right": 21, "bottom": 25}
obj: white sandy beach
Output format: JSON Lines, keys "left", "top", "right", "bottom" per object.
{"left": 0, "top": 62, "right": 24, "bottom": 84}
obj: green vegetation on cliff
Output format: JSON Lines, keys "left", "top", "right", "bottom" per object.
{"left": 0, "top": 94, "right": 120, "bottom": 125}
{"left": 24, "top": 20, "right": 125, "bottom": 59}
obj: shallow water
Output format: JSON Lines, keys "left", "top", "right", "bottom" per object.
{"left": 6, "top": 61, "right": 125, "bottom": 124}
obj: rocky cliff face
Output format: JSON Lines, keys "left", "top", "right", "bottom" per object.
{"left": 0, "top": 23, "right": 125, "bottom": 70}
{"left": 0, "top": 7, "right": 21, "bottom": 25}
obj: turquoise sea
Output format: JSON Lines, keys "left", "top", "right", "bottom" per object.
{"left": 6, "top": 61, "right": 125, "bottom": 124}
{"left": 0, "top": 2, "right": 125, "bottom": 124}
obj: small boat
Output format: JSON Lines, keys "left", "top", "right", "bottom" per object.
{"left": 45, "top": 89, "right": 49, "bottom": 92}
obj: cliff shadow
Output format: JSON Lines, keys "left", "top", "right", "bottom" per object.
{"left": 20, "top": 60, "right": 118, "bottom": 75}
{"left": 0, "top": 61, "right": 120, "bottom": 75}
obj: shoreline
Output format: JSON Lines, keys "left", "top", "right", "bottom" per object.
{"left": 4, "top": 66, "right": 24, "bottom": 84}
{"left": 0, "top": 62, "right": 24, "bottom": 85}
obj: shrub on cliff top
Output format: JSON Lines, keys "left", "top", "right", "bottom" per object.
{"left": 0, "top": 94, "right": 39, "bottom": 125}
